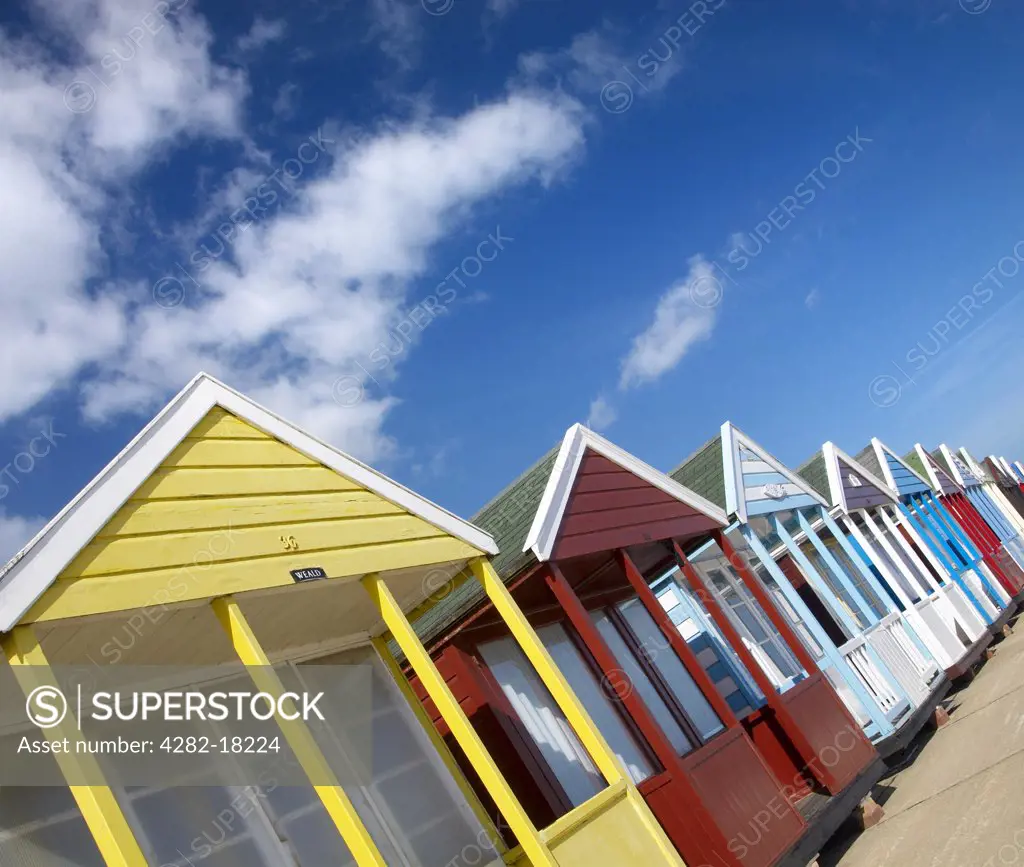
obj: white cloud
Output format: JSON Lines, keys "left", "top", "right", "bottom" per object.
{"left": 272, "top": 82, "right": 299, "bottom": 119}
{"left": 0, "top": 0, "right": 246, "bottom": 422}
{"left": 488, "top": 0, "right": 520, "bottom": 19}
{"left": 81, "top": 93, "right": 584, "bottom": 460}
{"left": 235, "top": 17, "right": 286, "bottom": 54}
{"left": 0, "top": 0, "right": 588, "bottom": 473}
{"left": 519, "top": 25, "right": 685, "bottom": 101}
{"left": 587, "top": 395, "right": 618, "bottom": 431}
{"left": 618, "top": 255, "right": 719, "bottom": 390}
{"left": 368, "top": 0, "right": 422, "bottom": 70}
{"left": 0, "top": 512, "right": 46, "bottom": 563}
{"left": 805, "top": 287, "right": 821, "bottom": 309}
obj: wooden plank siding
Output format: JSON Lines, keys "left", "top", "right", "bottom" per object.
{"left": 25, "top": 407, "right": 482, "bottom": 623}
{"left": 883, "top": 454, "right": 930, "bottom": 496}
{"left": 950, "top": 453, "right": 980, "bottom": 487}
{"left": 836, "top": 456, "right": 893, "bottom": 510}
{"left": 738, "top": 448, "right": 818, "bottom": 518}
{"left": 550, "top": 450, "right": 720, "bottom": 561}
{"left": 924, "top": 454, "right": 960, "bottom": 496}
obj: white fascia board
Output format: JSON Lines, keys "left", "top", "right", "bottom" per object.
{"left": 825, "top": 441, "right": 900, "bottom": 506}
{"left": 524, "top": 425, "right": 729, "bottom": 562}
{"left": 0, "top": 374, "right": 497, "bottom": 633}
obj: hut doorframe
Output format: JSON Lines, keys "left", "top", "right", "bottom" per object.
{"left": 672, "top": 538, "right": 844, "bottom": 792}
{"left": 212, "top": 595, "right": 390, "bottom": 867}
{"left": 737, "top": 526, "right": 895, "bottom": 740}
{"left": 897, "top": 501, "right": 992, "bottom": 623}
{"left": 2, "top": 623, "right": 150, "bottom": 867}
{"left": 916, "top": 494, "right": 1007, "bottom": 609}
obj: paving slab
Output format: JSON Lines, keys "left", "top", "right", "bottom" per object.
{"left": 820, "top": 623, "right": 1024, "bottom": 867}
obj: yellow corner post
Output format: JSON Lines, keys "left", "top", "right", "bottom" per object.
{"left": 211, "top": 596, "right": 387, "bottom": 867}
{"left": 469, "top": 558, "right": 626, "bottom": 786}
{"left": 371, "top": 635, "right": 505, "bottom": 855}
{"left": 2, "top": 625, "right": 148, "bottom": 867}
{"left": 362, "top": 572, "right": 558, "bottom": 867}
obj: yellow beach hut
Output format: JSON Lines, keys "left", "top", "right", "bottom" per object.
{"left": 0, "top": 373, "right": 682, "bottom": 867}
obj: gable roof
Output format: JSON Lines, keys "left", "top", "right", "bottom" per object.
{"left": 1000, "top": 457, "right": 1023, "bottom": 483}
{"left": 959, "top": 447, "right": 994, "bottom": 484}
{"left": 856, "top": 437, "right": 933, "bottom": 495}
{"left": 853, "top": 442, "right": 886, "bottom": 482}
{"left": 413, "top": 426, "right": 729, "bottom": 647}
{"left": 794, "top": 450, "right": 830, "bottom": 501}
{"left": 821, "top": 441, "right": 898, "bottom": 510}
{"left": 902, "top": 447, "right": 929, "bottom": 484}
{"left": 683, "top": 423, "right": 829, "bottom": 523}
{"left": 0, "top": 374, "right": 497, "bottom": 633}
{"left": 909, "top": 444, "right": 962, "bottom": 495}
{"left": 985, "top": 456, "right": 1016, "bottom": 488}
{"left": 934, "top": 444, "right": 980, "bottom": 488}
{"left": 525, "top": 425, "right": 727, "bottom": 562}
{"left": 670, "top": 434, "right": 726, "bottom": 510}
{"left": 409, "top": 445, "right": 558, "bottom": 646}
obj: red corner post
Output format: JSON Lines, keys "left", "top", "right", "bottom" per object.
{"left": 615, "top": 549, "right": 739, "bottom": 730}
{"left": 545, "top": 563, "right": 688, "bottom": 773}
{"left": 543, "top": 563, "right": 738, "bottom": 865}
{"left": 712, "top": 531, "right": 820, "bottom": 674}
{"left": 672, "top": 539, "right": 838, "bottom": 794}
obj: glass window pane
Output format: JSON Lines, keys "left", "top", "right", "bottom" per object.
{"left": 821, "top": 531, "right": 889, "bottom": 620}
{"left": 477, "top": 634, "right": 605, "bottom": 806}
{"left": 616, "top": 599, "right": 724, "bottom": 741}
{"left": 535, "top": 623, "right": 656, "bottom": 787}
{"left": 854, "top": 515, "right": 924, "bottom": 602}
{"left": 588, "top": 610, "right": 694, "bottom": 755}
{"left": 0, "top": 784, "right": 104, "bottom": 867}
{"left": 297, "top": 647, "right": 496, "bottom": 867}
{"left": 689, "top": 540, "right": 805, "bottom": 689}
{"left": 799, "top": 542, "right": 868, "bottom": 629}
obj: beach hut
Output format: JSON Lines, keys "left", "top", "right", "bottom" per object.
{"left": 855, "top": 439, "right": 1013, "bottom": 637}
{"left": 997, "top": 457, "right": 1024, "bottom": 522}
{"left": 983, "top": 455, "right": 1024, "bottom": 527}
{"left": 957, "top": 447, "right": 1024, "bottom": 541}
{"left": 931, "top": 444, "right": 1024, "bottom": 602}
{"left": 794, "top": 442, "right": 970, "bottom": 691}
{"left": 412, "top": 424, "right": 882, "bottom": 867}
{"left": 906, "top": 445, "right": 1024, "bottom": 605}
{"left": 0, "top": 375, "right": 689, "bottom": 867}
{"left": 671, "top": 424, "right": 947, "bottom": 758}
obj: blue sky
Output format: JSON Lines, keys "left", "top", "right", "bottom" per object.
{"left": 2, "top": 0, "right": 1024, "bottom": 557}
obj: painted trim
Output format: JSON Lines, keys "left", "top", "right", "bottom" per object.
{"left": 774, "top": 518, "right": 859, "bottom": 636}
{"left": 822, "top": 442, "right": 899, "bottom": 511}
{"left": 524, "top": 424, "right": 728, "bottom": 561}
{"left": 959, "top": 447, "right": 993, "bottom": 484}
{"left": 212, "top": 595, "right": 388, "bottom": 867}
{"left": 2, "top": 625, "right": 149, "bottom": 866}
{"left": 914, "top": 444, "right": 964, "bottom": 495}
{"left": 722, "top": 422, "right": 830, "bottom": 524}
{"left": 721, "top": 422, "right": 744, "bottom": 519}
{"left": 797, "top": 510, "right": 878, "bottom": 625}
{"left": 363, "top": 570, "right": 558, "bottom": 867}
{"left": 936, "top": 444, "right": 976, "bottom": 488}
{"left": 899, "top": 502, "right": 992, "bottom": 623}
{"left": 867, "top": 438, "right": 933, "bottom": 492}
{"left": 470, "top": 557, "right": 627, "bottom": 785}
{"left": 371, "top": 635, "right": 505, "bottom": 852}
{"left": 998, "top": 457, "right": 1021, "bottom": 483}
{"left": 738, "top": 526, "right": 895, "bottom": 737}
{"left": 0, "top": 373, "right": 497, "bottom": 632}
